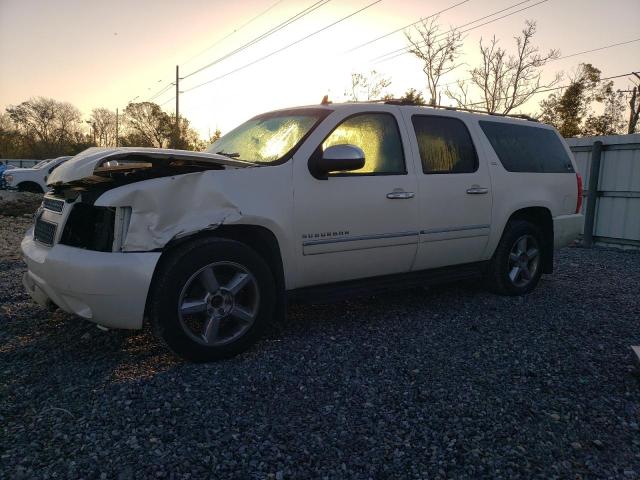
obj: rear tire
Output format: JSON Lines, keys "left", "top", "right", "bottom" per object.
{"left": 486, "top": 220, "right": 544, "bottom": 296}
{"left": 149, "top": 237, "right": 276, "bottom": 362}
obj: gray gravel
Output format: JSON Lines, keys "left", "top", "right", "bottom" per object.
{"left": 1, "top": 216, "right": 639, "bottom": 479}
{"left": 0, "top": 191, "right": 43, "bottom": 217}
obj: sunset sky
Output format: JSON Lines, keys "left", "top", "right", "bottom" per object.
{"left": 1, "top": 0, "right": 638, "bottom": 137}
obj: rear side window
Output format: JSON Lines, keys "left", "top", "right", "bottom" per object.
{"left": 411, "top": 116, "right": 478, "bottom": 174}
{"left": 479, "top": 121, "right": 574, "bottom": 173}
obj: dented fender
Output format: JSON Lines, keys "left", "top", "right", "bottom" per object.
{"left": 94, "top": 172, "right": 243, "bottom": 252}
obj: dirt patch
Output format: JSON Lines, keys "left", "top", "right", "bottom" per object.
{"left": 0, "top": 191, "right": 42, "bottom": 217}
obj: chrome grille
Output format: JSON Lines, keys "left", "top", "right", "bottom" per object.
{"left": 43, "top": 197, "right": 65, "bottom": 213}
{"left": 34, "top": 217, "right": 57, "bottom": 246}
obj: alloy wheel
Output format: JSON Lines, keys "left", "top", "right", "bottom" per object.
{"left": 177, "top": 261, "right": 260, "bottom": 347}
{"left": 507, "top": 234, "right": 541, "bottom": 288}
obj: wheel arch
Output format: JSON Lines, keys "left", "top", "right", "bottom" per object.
{"left": 498, "top": 207, "right": 554, "bottom": 274}
{"left": 17, "top": 181, "right": 44, "bottom": 193}
{"left": 144, "top": 224, "right": 287, "bottom": 322}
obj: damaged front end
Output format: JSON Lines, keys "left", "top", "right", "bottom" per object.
{"left": 42, "top": 147, "right": 250, "bottom": 253}
{"left": 22, "top": 147, "right": 253, "bottom": 329}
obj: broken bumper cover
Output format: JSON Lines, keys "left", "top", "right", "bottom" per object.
{"left": 21, "top": 232, "right": 161, "bottom": 329}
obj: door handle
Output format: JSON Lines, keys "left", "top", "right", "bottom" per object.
{"left": 466, "top": 187, "right": 489, "bottom": 195}
{"left": 386, "top": 190, "right": 415, "bottom": 200}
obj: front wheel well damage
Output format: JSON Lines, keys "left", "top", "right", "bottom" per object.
{"left": 503, "top": 207, "right": 554, "bottom": 274}
{"left": 143, "top": 225, "right": 286, "bottom": 324}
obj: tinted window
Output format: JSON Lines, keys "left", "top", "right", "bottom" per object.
{"left": 479, "top": 121, "right": 574, "bottom": 173}
{"left": 323, "top": 113, "right": 405, "bottom": 175}
{"left": 411, "top": 116, "right": 478, "bottom": 174}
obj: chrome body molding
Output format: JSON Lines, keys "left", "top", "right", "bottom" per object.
{"left": 302, "top": 230, "right": 419, "bottom": 247}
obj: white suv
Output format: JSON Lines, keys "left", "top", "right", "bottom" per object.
{"left": 21, "top": 103, "right": 583, "bottom": 361}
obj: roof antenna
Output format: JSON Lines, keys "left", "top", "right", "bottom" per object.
{"left": 321, "top": 95, "right": 331, "bottom": 106}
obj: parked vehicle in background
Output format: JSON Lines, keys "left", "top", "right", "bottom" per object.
{"left": 0, "top": 163, "right": 17, "bottom": 189}
{"left": 3, "top": 156, "right": 71, "bottom": 192}
{"left": 21, "top": 103, "right": 583, "bottom": 362}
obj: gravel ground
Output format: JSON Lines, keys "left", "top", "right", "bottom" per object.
{"left": 1, "top": 216, "right": 639, "bottom": 479}
{"left": 0, "top": 191, "right": 43, "bottom": 217}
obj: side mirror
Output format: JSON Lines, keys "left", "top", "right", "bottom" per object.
{"left": 311, "top": 144, "right": 365, "bottom": 179}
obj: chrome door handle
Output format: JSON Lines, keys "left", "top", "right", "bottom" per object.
{"left": 466, "top": 187, "right": 489, "bottom": 195}
{"left": 387, "top": 190, "right": 415, "bottom": 199}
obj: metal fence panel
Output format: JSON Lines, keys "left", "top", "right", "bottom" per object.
{"left": 567, "top": 134, "right": 640, "bottom": 247}
{"left": 3, "top": 159, "right": 39, "bottom": 168}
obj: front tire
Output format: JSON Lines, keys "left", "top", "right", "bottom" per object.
{"left": 149, "top": 237, "right": 276, "bottom": 362}
{"left": 486, "top": 219, "right": 544, "bottom": 296}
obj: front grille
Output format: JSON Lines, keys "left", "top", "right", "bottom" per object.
{"left": 43, "top": 197, "right": 65, "bottom": 213}
{"left": 34, "top": 217, "right": 57, "bottom": 246}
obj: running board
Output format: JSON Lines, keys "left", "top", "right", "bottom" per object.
{"left": 288, "top": 262, "right": 486, "bottom": 304}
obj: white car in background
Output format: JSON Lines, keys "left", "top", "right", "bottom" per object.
{"left": 21, "top": 103, "right": 583, "bottom": 362}
{"left": 3, "top": 156, "right": 71, "bottom": 193}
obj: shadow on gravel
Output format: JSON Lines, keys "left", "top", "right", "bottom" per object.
{"left": 2, "top": 245, "right": 640, "bottom": 479}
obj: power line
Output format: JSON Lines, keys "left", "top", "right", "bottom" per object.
{"left": 559, "top": 37, "right": 640, "bottom": 61}
{"left": 148, "top": 82, "right": 175, "bottom": 102}
{"left": 373, "top": 0, "right": 543, "bottom": 63}
{"left": 344, "top": 0, "right": 471, "bottom": 54}
{"left": 160, "top": 96, "right": 176, "bottom": 108}
{"left": 182, "top": 0, "right": 384, "bottom": 95}
{"left": 181, "top": 0, "right": 332, "bottom": 81}
{"left": 181, "top": 0, "right": 285, "bottom": 67}
{"left": 464, "top": 71, "right": 639, "bottom": 106}
{"left": 143, "top": 0, "right": 295, "bottom": 104}
{"left": 437, "top": 38, "right": 640, "bottom": 89}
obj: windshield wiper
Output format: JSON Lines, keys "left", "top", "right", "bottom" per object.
{"left": 214, "top": 151, "right": 261, "bottom": 167}
{"left": 216, "top": 151, "right": 241, "bottom": 158}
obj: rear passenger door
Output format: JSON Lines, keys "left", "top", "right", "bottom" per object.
{"left": 401, "top": 111, "right": 492, "bottom": 270}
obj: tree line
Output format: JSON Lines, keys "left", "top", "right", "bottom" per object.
{"left": 0, "top": 99, "right": 221, "bottom": 160}
{"left": 345, "top": 19, "right": 640, "bottom": 137}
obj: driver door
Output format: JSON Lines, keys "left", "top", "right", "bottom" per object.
{"left": 291, "top": 107, "right": 420, "bottom": 289}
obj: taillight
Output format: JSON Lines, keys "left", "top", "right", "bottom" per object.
{"left": 576, "top": 173, "right": 583, "bottom": 213}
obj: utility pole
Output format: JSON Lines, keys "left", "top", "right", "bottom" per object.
{"left": 115, "top": 108, "right": 119, "bottom": 147}
{"left": 175, "top": 65, "right": 180, "bottom": 148}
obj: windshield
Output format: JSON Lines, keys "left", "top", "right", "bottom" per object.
{"left": 34, "top": 160, "right": 52, "bottom": 169}
{"left": 206, "top": 109, "right": 330, "bottom": 164}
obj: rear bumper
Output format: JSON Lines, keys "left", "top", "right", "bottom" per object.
{"left": 21, "top": 232, "right": 161, "bottom": 329}
{"left": 553, "top": 214, "right": 584, "bottom": 248}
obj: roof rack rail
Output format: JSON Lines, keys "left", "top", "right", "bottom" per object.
{"left": 380, "top": 99, "right": 539, "bottom": 122}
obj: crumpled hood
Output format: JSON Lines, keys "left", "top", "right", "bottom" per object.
{"left": 47, "top": 147, "right": 250, "bottom": 186}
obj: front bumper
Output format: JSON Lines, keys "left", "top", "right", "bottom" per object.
{"left": 21, "top": 232, "right": 161, "bottom": 329}
{"left": 553, "top": 213, "right": 584, "bottom": 248}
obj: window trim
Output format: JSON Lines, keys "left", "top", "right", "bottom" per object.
{"left": 411, "top": 114, "right": 479, "bottom": 175}
{"left": 309, "top": 111, "right": 408, "bottom": 178}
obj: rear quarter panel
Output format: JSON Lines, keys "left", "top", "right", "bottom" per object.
{"left": 470, "top": 118, "right": 579, "bottom": 258}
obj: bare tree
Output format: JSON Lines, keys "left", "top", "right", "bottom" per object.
{"left": 628, "top": 73, "right": 640, "bottom": 134}
{"left": 89, "top": 108, "right": 117, "bottom": 147}
{"left": 346, "top": 70, "right": 392, "bottom": 101}
{"left": 447, "top": 21, "right": 561, "bottom": 114}
{"left": 405, "top": 16, "right": 463, "bottom": 105}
